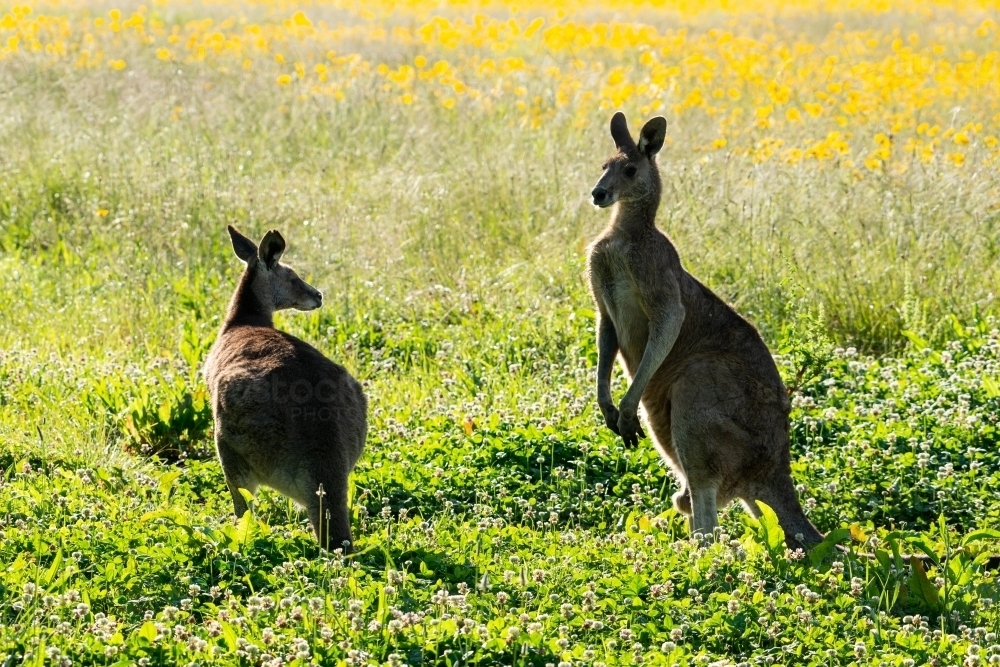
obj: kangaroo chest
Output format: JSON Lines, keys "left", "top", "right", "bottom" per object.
{"left": 597, "top": 268, "right": 649, "bottom": 374}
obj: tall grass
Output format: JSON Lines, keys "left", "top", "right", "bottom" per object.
{"left": 2, "top": 14, "right": 998, "bottom": 358}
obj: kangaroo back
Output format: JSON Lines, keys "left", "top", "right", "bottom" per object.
{"left": 205, "top": 226, "right": 367, "bottom": 553}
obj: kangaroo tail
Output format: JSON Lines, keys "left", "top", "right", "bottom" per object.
{"left": 755, "top": 476, "right": 1000, "bottom": 569}
{"left": 754, "top": 472, "right": 824, "bottom": 550}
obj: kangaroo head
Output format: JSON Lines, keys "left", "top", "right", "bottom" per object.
{"left": 227, "top": 225, "right": 323, "bottom": 313}
{"left": 592, "top": 112, "right": 666, "bottom": 208}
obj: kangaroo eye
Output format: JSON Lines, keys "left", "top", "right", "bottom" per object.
{"left": 624, "top": 165, "right": 637, "bottom": 178}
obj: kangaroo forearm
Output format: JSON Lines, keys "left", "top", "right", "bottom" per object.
{"left": 620, "top": 316, "right": 682, "bottom": 411}
{"left": 597, "top": 367, "right": 615, "bottom": 404}
{"left": 596, "top": 318, "right": 619, "bottom": 404}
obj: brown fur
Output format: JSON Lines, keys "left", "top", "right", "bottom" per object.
{"left": 587, "top": 112, "right": 822, "bottom": 549}
{"left": 204, "top": 226, "right": 367, "bottom": 553}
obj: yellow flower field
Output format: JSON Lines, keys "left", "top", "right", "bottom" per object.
{"left": 4, "top": 0, "right": 1000, "bottom": 353}
{"left": 3, "top": 0, "right": 1000, "bottom": 173}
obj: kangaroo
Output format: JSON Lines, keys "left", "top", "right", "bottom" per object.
{"left": 587, "top": 112, "right": 822, "bottom": 549}
{"left": 204, "top": 226, "right": 367, "bottom": 553}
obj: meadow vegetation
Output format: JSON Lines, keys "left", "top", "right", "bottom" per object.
{"left": 1, "top": 0, "right": 1000, "bottom": 664}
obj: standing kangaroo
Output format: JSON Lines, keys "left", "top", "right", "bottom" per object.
{"left": 204, "top": 226, "right": 367, "bottom": 553}
{"left": 587, "top": 112, "right": 822, "bottom": 548}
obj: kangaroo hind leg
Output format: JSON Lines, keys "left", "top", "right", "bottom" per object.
{"left": 670, "top": 418, "right": 720, "bottom": 541}
{"left": 217, "top": 441, "right": 258, "bottom": 519}
{"left": 670, "top": 416, "right": 732, "bottom": 543}
{"left": 687, "top": 481, "right": 719, "bottom": 542}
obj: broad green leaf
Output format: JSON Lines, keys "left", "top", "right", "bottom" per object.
{"left": 962, "top": 529, "right": 1000, "bottom": 546}
{"left": 157, "top": 470, "right": 181, "bottom": 496}
{"left": 901, "top": 330, "right": 928, "bottom": 350}
{"left": 44, "top": 549, "right": 63, "bottom": 586}
{"left": 974, "top": 552, "right": 998, "bottom": 568}
{"left": 908, "top": 537, "right": 941, "bottom": 566}
{"left": 136, "top": 621, "right": 158, "bottom": 643}
{"left": 378, "top": 584, "right": 387, "bottom": 621}
{"left": 235, "top": 511, "right": 259, "bottom": 546}
{"left": 139, "top": 508, "right": 189, "bottom": 526}
{"left": 950, "top": 314, "right": 967, "bottom": 340}
{"left": 754, "top": 501, "right": 785, "bottom": 554}
{"left": 221, "top": 622, "right": 238, "bottom": 651}
{"left": 981, "top": 375, "right": 1000, "bottom": 398}
{"left": 809, "top": 527, "right": 851, "bottom": 567}
{"left": 48, "top": 566, "right": 75, "bottom": 591}
{"left": 909, "top": 558, "right": 941, "bottom": 611}
{"left": 938, "top": 513, "right": 949, "bottom": 546}
{"left": 123, "top": 414, "right": 142, "bottom": 442}
{"left": 948, "top": 554, "right": 976, "bottom": 587}
{"left": 103, "top": 560, "right": 118, "bottom": 583}
{"left": 157, "top": 400, "right": 172, "bottom": 425}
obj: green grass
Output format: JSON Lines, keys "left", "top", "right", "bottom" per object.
{"left": 3, "top": 7, "right": 1000, "bottom": 666}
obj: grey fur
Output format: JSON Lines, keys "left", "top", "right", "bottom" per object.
{"left": 204, "top": 226, "right": 367, "bottom": 553}
{"left": 587, "top": 114, "right": 822, "bottom": 549}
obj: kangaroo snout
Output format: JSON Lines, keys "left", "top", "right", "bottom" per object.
{"left": 592, "top": 187, "right": 611, "bottom": 207}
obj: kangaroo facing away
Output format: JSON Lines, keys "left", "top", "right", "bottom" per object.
{"left": 587, "top": 112, "right": 822, "bottom": 549}
{"left": 204, "top": 226, "right": 367, "bottom": 553}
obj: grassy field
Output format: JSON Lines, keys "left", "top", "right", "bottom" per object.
{"left": 3, "top": 0, "right": 1000, "bottom": 664}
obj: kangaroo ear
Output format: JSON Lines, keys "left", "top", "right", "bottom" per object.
{"left": 228, "top": 225, "right": 257, "bottom": 263}
{"left": 610, "top": 111, "right": 636, "bottom": 152}
{"left": 638, "top": 117, "right": 667, "bottom": 157}
{"left": 258, "top": 230, "right": 286, "bottom": 270}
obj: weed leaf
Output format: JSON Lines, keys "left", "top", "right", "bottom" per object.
{"left": 909, "top": 558, "right": 941, "bottom": 611}
{"left": 754, "top": 501, "right": 785, "bottom": 556}
{"left": 137, "top": 621, "right": 158, "bottom": 643}
{"left": 157, "top": 470, "right": 181, "bottom": 497}
{"left": 809, "top": 527, "right": 851, "bottom": 567}
{"left": 961, "top": 529, "right": 1000, "bottom": 546}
